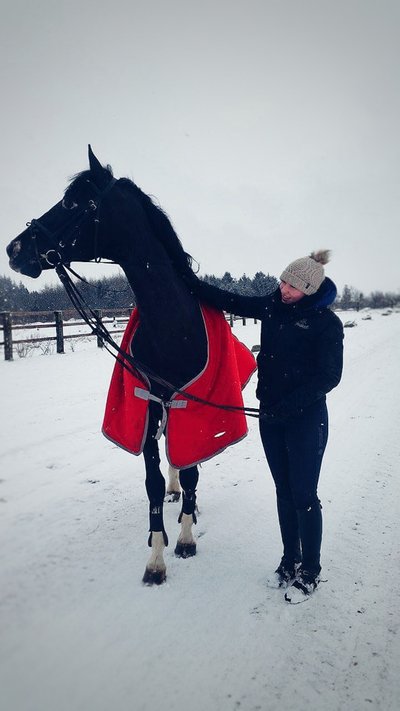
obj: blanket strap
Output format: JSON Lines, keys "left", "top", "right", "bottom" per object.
{"left": 134, "top": 387, "right": 187, "bottom": 440}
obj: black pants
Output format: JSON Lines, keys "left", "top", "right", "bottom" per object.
{"left": 259, "top": 400, "right": 328, "bottom": 574}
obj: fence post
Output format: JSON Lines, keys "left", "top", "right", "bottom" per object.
{"left": 94, "top": 309, "right": 103, "bottom": 348}
{"left": 1, "top": 312, "right": 13, "bottom": 361}
{"left": 54, "top": 311, "right": 64, "bottom": 354}
{"left": 229, "top": 313, "right": 234, "bottom": 327}
{"left": 242, "top": 317, "right": 246, "bottom": 325}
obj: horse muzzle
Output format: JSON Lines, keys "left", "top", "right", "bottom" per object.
{"left": 6, "top": 238, "right": 43, "bottom": 278}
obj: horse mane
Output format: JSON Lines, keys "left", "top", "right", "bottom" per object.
{"left": 66, "top": 165, "right": 113, "bottom": 185}
{"left": 119, "top": 178, "right": 196, "bottom": 277}
{"left": 66, "top": 167, "right": 196, "bottom": 277}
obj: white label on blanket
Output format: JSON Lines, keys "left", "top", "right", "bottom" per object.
{"left": 134, "top": 387, "right": 187, "bottom": 408}
{"left": 169, "top": 400, "right": 187, "bottom": 409}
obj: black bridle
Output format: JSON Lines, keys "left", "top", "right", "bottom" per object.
{"left": 28, "top": 176, "right": 118, "bottom": 269}
{"left": 27, "top": 175, "right": 261, "bottom": 419}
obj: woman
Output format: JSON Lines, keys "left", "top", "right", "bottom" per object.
{"left": 185, "top": 251, "right": 343, "bottom": 603}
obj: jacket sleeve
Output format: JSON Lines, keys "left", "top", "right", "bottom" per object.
{"left": 184, "top": 274, "right": 270, "bottom": 319}
{"left": 266, "top": 315, "right": 344, "bottom": 421}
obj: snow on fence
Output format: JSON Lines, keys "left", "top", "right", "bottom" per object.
{"left": 0, "top": 310, "right": 258, "bottom": 361}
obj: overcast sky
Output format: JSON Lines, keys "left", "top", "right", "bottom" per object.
{"left": 1, "top": 0, "right": 399, "bottom": 295}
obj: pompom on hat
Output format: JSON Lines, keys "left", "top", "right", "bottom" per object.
{"left": 280, "top": 250, "right": 331, "bottom": 296}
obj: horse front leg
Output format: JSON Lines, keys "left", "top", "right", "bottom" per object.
{"left": 175, "top": 466, "right": 199, "bottom": 558}
{"left": 143, "top": 513, "right": 168, "bottom": 585}
{"left": 142, "top": 417, "right": 168, "bottom": 585}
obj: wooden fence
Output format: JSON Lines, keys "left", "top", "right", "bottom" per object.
{"left": 0, "top": 308, "right": 132, "bottom": 361}
{"left": 0, "top": 310, "right": 258, "bottom": 361}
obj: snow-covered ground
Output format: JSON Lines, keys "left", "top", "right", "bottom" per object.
{"left": 1, "top": 309, "right": 399, "bottom": 711}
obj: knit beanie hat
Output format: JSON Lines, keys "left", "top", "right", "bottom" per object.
{"left": 280, "top": 250, "right": 331, "bottom": 296}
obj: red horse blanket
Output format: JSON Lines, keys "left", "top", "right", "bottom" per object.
{"left": 102, "top": 304, "right": 256, "bottom": 469}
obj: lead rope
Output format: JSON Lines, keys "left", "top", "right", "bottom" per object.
{"left": 55, "top": 264, "right": 261, "bottom": 419}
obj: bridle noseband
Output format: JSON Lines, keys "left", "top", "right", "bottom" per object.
{"left": 27, "top": 176, "right": 117, "bottom": 269}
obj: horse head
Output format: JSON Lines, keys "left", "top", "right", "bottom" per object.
{"left": 6, "top": 146, "right": 117, "bottom": 278}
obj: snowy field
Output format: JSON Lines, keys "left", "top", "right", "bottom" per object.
{"left": 1, "top": 309, "right": 399, "bottom": 711}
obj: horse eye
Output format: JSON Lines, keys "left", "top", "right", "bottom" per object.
{"left": 62, "top": 198, "right": 78, "bottom": 210}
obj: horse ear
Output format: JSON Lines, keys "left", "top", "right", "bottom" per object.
{"left": 88, "top": 144, "right": 105, "bottom": 182}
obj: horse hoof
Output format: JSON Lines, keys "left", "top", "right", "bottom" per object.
{"left": 174, "top": 542, "right": 197, "bottom": 558}
{"left": 165, "top": 491, "right": 181, "bottom": 503}
{"left": 142, "top": 568, "right": 167, "bottom": 586}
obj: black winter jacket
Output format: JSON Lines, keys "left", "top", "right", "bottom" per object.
{"left": 190, "top": 276, "right": 344, "bottom": 422}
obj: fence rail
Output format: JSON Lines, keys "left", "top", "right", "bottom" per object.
{"left": 0, "top": 309, "right": 258, "bottom": 361}
{"left": 0, "top": 308, "right": 132, "bottom": 361}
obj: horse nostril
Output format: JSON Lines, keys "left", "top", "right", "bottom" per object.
{"left": 6, "top": 240, "right": 22, "bottom": 260}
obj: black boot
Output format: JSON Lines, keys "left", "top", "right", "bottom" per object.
{"left": 270, "top": 557, "right": 301, "bottom": 588}
{"left": 148, "top": 503, "right": 168, "bottom": 547}
{"left": 284, "top": 568, "right": 321, "bottom": 603}
{"left": 284, "top": 504, "right": 322, "bottom": 602}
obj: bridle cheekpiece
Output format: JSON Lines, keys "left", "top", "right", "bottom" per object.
{"left": 27, "top": 175, "right": 117, "bottom": 269}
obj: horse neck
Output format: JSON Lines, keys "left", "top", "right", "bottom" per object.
{"left": 105, "top": 189, "right": 202, "bottom": 333}
{"left": 120, "top": 255, "right": 207, "bottom": 385}
{"left": 120, "top": 250, "right": 198, "bottom": 330}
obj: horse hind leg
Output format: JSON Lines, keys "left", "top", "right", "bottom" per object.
{"left": 165, "top": 465, "right": 181, "bottom": 503}
{"left": 175, "top": 466, "right": 199, "bottom": 559}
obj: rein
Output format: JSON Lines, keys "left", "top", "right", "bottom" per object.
{"left": 30, "top": 174, "right": 260, "bottom": 419}
{"left": 55, "top": 264, "right": 261, "bottom": 419}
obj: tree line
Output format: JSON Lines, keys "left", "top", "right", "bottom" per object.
{"left": 0, "top": 272, "right": 398, "bottom": 313}
{"left": 0, "top": 273, "right": 135, "bottom": 313}
{"left": 337, "top": 284, "right": 399, "bottom": 310}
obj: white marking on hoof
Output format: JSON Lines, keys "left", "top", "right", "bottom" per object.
{"left": 143, "top": 531, "right": 167, "bottom": 585}
{"left": 175, "top": 513, "right": 196, "bottom": 558}
{"left": 165, "top": 491, "right": 181, "bottom": 503}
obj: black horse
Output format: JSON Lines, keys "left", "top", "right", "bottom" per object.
{"left": 6, "top": 147, "right": 254, "bottom": 584}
